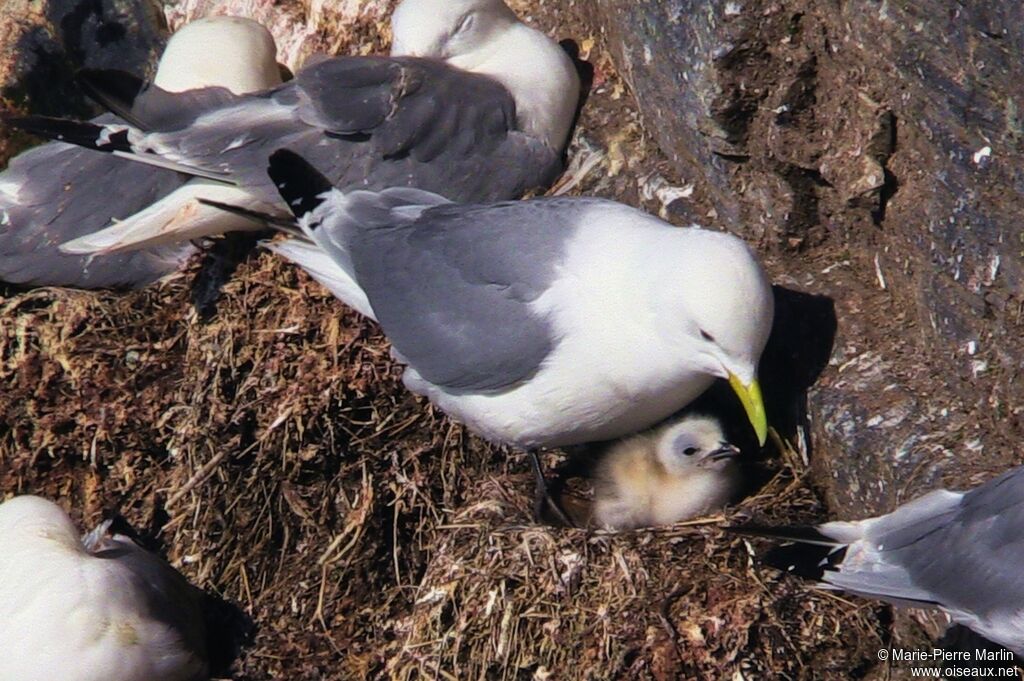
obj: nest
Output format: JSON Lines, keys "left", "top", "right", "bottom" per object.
{"left": 0, "top": 253, "right": 886, "bottom": 679}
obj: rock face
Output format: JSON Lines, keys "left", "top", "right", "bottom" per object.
{"left": 0, "top": 0, "right": 394, "bottom": 121}
{"left": 589, "top": 0, "right": 1024, "bottom": 512}
{"left": 0, "top": 0, "right": 167, "bottom": 117}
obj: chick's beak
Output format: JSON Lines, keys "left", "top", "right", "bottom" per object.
{"left": 727, "top": 372, "right": 768, "bottom": 446}
{"left": 706, "top": 443, "right": 742, "bottom": 462}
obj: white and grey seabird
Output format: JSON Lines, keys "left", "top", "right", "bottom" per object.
{"left": 593, "top": 414, "right": 742, "bottom": 530}
{"left": 15, "top": 0, "right": 580, "bottom": 256}
{"left": 207, "top": 149, "right": 773, "bottom": 450}
{"left": 0, "top": 495, "right": 208, "bottom": 681}
{"left": 0, "top": 16, "right": 282, "bottom": 288}
{"left": 734, "top": 465, "right": 1024, "bottom": 655}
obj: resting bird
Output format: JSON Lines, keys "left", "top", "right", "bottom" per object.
{"left": 0, "top": 16, "right": 282, "bottom": 288}
{"left": 0, "top": 495, "right": 208, "bottom": 681}
{"left": 593, "top": 414, "right": 742, "bottom": 530}
{"left": 11, "top": 0, "right": 580, "bottom": 256}
{"left": 733, "top": 465, "right": 1024, "bottom": 655}
{"left": 205, "top": 150, "right": 773, "bottom": 453}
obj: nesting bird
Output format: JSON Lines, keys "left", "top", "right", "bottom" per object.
{"left": 11, "top": 0, "right": 580, "bottom": 257}
{"left": 206, "top": 150, "right": 773, "bottom": 452}
{"left": 593, "top": 414, "right": 742, "bottom": 530}
{"left": 0, "top": 495, "right": 208, "bottom": 681}
{"left": 0, "top": 16, "right": 282, "bottom": 288}
{"left": 734, "top": 465, "right": 1024, "bottom": 655}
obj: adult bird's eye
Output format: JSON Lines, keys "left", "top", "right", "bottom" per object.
{"left": 700, "top": 329, "right": 715, "bottom": 342}
{"left": 683, "top": 447, "right": 698, "bottom": 456}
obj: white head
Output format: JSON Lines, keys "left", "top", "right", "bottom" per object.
{"left": 390, "top": 0, "right": 580, "bottom": 150}
{"left": 153, "top": 16, "right": 283, "bottom": 95}
{"left": 654, "top": 415, "right": 741, "bottom": 477}
{"left": 0, "top": 495, "right": 80, "bottom": 550}
{"left": 391, "top": 0, "right": 518, "bottom": 61}
{"left": 653, "top": 228, "right": 774, "bottom": 445}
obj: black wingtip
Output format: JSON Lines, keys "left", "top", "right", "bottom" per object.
{"left": 197, "top": 198, "right": 302, "bottom": 236}
{"left": 267, "top": 149, "right": 335, "bottom": 220}
{"left": 3, "top": 114, "right": 131, "bottom": 152}
{"left": 728, "top": 523, "right": 847, "bottom": 580}
{"left": 761, "top": 542, "right": 848, "bottom": 580}
{"left": 75, "top": 69, "right": 147, "bottom": 129}
{"left": 725, "top": 523, "right": 838, "bottom": 545}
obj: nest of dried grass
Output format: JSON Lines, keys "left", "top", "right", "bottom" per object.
{"left": 0, "top": 254, "right": 886, "bottom": 679}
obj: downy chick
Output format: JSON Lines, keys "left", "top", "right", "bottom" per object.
{"left": 593, "top": 414, "right": 741, "bottom": 530}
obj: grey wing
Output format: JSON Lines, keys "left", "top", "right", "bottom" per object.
{"left": 895, "top": 468, "right": 1024, "bottom": 615}
{"left": 0, "top": 114, "right": 196, "bottom": 288}
{"left": 348, "top": 197, "right": 591, "bottom": 392}
{"left": 293, "top": 56, "right": 517, "bottom": 161}
{"left": 149, "top": 57, "right": 561, "bottom": 204}
{"left": 833, "top": 468, "right": 1024, "bottom": 619}
{"left": 131, "top": 83, "right": 243, "bottom": 132}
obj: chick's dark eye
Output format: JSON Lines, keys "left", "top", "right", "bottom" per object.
{"left": 700, "top": 329, "right": 715, "bottom": 342}
{"left": 456, "top": 13, "right": 475, "bottom": 32}
{"left": 683, "top": 447, "right": 698, "bottom": 456}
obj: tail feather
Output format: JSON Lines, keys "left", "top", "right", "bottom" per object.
{"left": 266, "top": 238, "right": 376, "bottom": 319}
{"left": 5, "top": 115, "right": 131, "bottom": 152}
{"left": 6, "top": 114, "right": 234, "bottom": 183}
{"left": 59, "top": 182, "right": 266, "bottom": 254}
{"left": 75, "top": 69, "right": 147, "bottom": 129}
{"left": 732, "top": 524, "right": 943, "bottom": 609}
{"left": 760, "top": 542, "right": 849, "bottom": 580}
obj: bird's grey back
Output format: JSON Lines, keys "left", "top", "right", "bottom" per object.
{"left": 148, "top": 56, "right": 563, "bottom": 205}
{"left": 343, "top": 197, "right": 603, "bottom": 391}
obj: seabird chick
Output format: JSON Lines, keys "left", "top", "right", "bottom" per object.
{"left": 0, "top": 495, "right": 208, "bottom": 681}
{"left": 593, "top": 414, "right": 741, "bottom": 530}
{"left": 12, "top": 0, "right": 580, "bottom": 256}
{"left": 0, "top": 16, "right": 282, "bottom": 288}
{"left": 732, "top": 465, "right": 1024, "bottom": 655}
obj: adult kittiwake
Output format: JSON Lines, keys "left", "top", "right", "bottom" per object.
{"left": 206, "top": 149, "right": 773, "bottom": 452}
{"left": 0, "top": 495, "right": 208, "bottom": 681}
{"left": 0, "top": 16, "right": 282, "bottom": 288}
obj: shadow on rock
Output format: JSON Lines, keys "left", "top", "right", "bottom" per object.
{"left": 759, "top": 286, "right": 837, "bottom": 451}
{"left": 201, "top": 590, "right": 256, "bottom": 678}
{"left": 558, "top": 39, "right": 594, "bottom": 150}
{"left": 939, "top": 625, "right": 1021, "bottom": 674}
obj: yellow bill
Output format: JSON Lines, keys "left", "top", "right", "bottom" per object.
{"left": 727, "top": 372, "right": 768, "bottom": 446}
